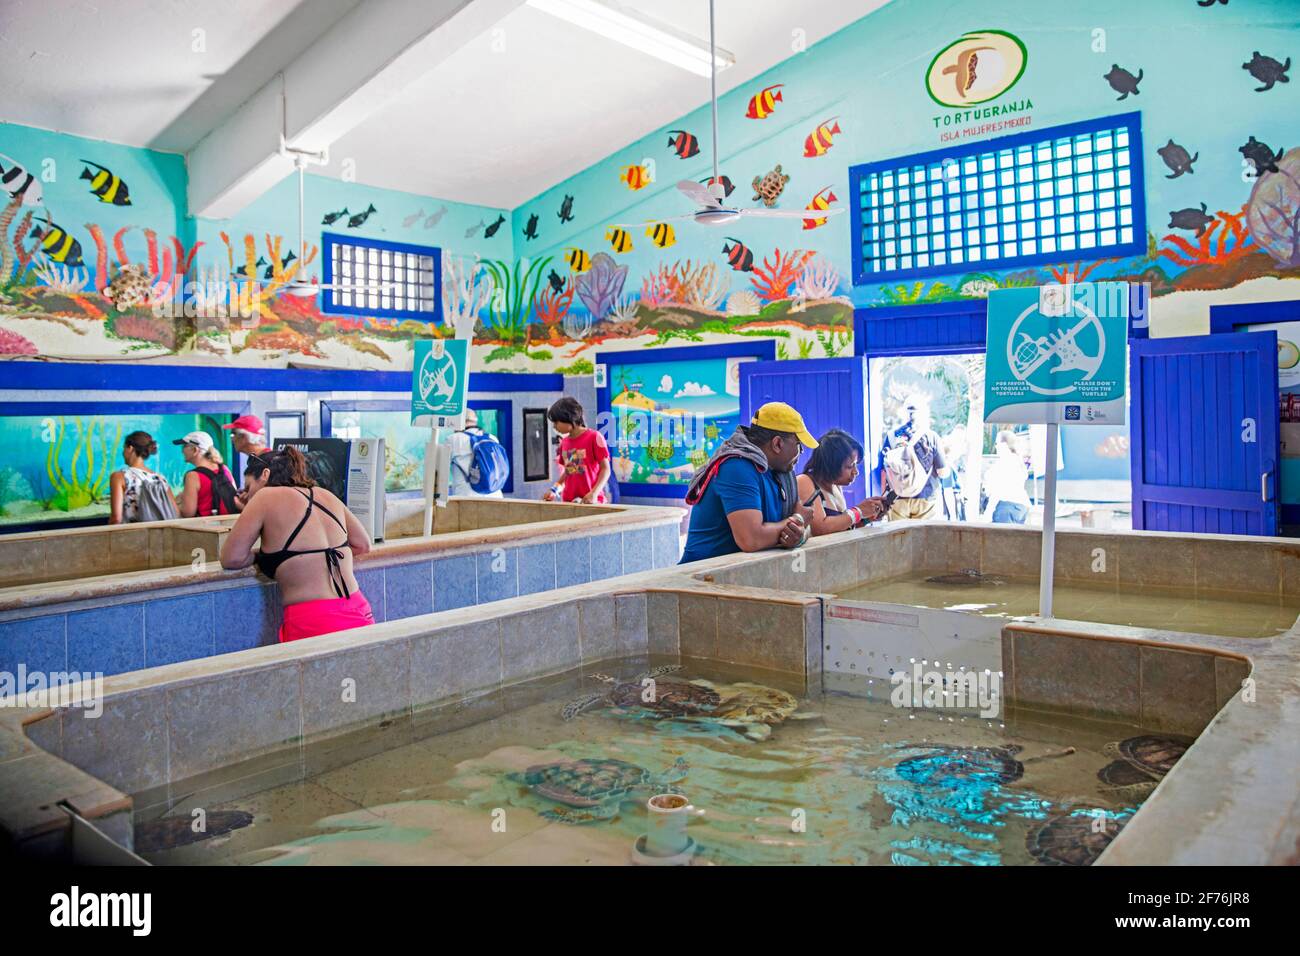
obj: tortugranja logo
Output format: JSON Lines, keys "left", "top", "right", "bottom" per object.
{"left": 926, "top": 30, "right": 1028, "bottom": 108}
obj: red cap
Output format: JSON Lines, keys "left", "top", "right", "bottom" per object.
{"left": 222, "top": 414, "right": 265, "bottom": 435}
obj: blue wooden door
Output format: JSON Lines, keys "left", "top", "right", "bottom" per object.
{"left": 739, "top": 357, "right": 868, "bottom": 504}
{"left": 1130, "top": 331, "right": 1279, "bottom": 535}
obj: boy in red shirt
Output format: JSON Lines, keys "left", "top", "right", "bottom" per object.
{"left": 542, "top": 397, "right": 611, "bottom": 504}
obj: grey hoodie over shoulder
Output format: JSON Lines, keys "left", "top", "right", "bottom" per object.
{"left": 684, "top": 426, "right": 798, "bottom": 519}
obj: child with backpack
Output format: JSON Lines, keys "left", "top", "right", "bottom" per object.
{"left": 175, "top": 431, "right": 239, "bottom": 517}
{"left": 542, "top": 397, "right": 610, "bottom": 504}
{"left": 448, "top": 408, "right": 509, "bottom": 497}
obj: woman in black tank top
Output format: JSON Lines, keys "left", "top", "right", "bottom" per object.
{"left": 220, "top": 447, "right": 375, "bottom": 643}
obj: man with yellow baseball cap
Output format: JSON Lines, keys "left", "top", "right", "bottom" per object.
{"left": 681, "top": 402, "right": 818, "bottom": 563}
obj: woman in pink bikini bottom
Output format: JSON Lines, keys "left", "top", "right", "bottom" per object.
{"left": 221, "top": 446, "right": 375, "bottom": 643}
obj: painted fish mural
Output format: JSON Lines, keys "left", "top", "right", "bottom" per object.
{"left": 0, "top": 154, "right": 41, "bottom": 205}
{"left": 722, "top": 237, "right": 754, "bottom": 272}
{"left": 746, "top": 83, "right": 784, "bottom": 119}
{"left": 1240, "top": 135, "right": 1283, "bottom": 175}
{"left": 424, "top": 206, "right": 448, "bottom": 228}
{"left": 1157, "top": 140, "right": 1197, "bottom": 178}
{"left": 484, "top": 214, "right": 506, "bottom": 238}
{"left": 557, "top": 194, "right": 575, "bottom": 223}
{"left": 402, "top": 209, "right": 425, "bottom": 228}
{"left": 1243, "top": 51, "right": 1290, "bottom": 92}
{"left": 667, "top": 129, "right": 700, "bottom": 159}
{"left": 264, "top": 252, "right": 296, "bottom": 279}
{"left": 234, "top": 256, "right": 269, "bottom": 278}
{"left": 79, "top": 160, "right": 131, "bottom": 206}
{"left": 1104, "top": 64, "right": 1143, "bottom": 100}
{"left": 465, "top": 218, "right": 486, "bottom": 238}
{"left": 621, "top": 164, "right": 652, "bottom": 191}
{"left": 322, "top": 208, "right": 349, "bottom": 226}
{"left": 347, "top": 203, "right": 377, "bottom": 228}
{"left": 606, "top": 227, "right": 633, "bottom": 253}
{"left": 803, "top": 118, "right": 842, "bottom": 157}
{"left": 803, "top": 186, "right": 837, "bottom": 230}
{"left": 1168, "top": 203, "right": 1214, "bottom": 237}
{"left": 547, "top": 269, "right": 565, "bottom": 293}
{"left": 31, "top": 217, "right": 84, "bottom": 266}
{"left": 564, "top": 247, "right": 592, "bottom": 273}
{"left": 524, "top": 213, "right": 540, "bottom": 241}
{"left": 702, "top": 174, "right": 735, "bottom": 198}
{"left": 646, "top": 222, "right": 676, "bottom": 249}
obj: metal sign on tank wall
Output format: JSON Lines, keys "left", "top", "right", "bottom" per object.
{"left": 984, "top": 282, "right": 1129, "bottom": 425}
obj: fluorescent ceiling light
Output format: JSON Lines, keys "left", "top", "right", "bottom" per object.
{"left": 527, "top": 0, "right": 734, "bottom": 77}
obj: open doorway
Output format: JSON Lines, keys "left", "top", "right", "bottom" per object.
{"left": 868, "top": 353, "right": 1132, "bottom": 529}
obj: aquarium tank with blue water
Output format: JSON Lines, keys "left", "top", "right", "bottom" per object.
{"left": 327, "top": 407, "right": 502, "bottom": 495}
{"left": 0, "top": 412, "right": 234, "bottom": 530}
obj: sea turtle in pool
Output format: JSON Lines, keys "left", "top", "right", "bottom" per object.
{"left": 1096, "top": 733, "right": 1192, "bottom": 797}
{"left": 508, "top": 756, "right": 688, "bottom": 823}
{"left": 895, "top": 743, "right": 1076, "bottom": 788}
{"left": 562, "top": 667, "right": 803, "bottom": 740}
{"left": 134, "top": 810, "right": 254, "bottom": 854}
{"left": 562, "top": 665, "right": 722, "bottom": 721}
{"left": 1026, "top": 805, "right": 1133, "bottom": 866}
{"left": 924, "top": 569, "right": 1005, "bottom": 587}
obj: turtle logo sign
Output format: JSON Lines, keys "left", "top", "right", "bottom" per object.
{"left": 411, "top": 338, "right": 469, "bottom": 427}
{"left": 985, "top": 283, "right": 1127, "bottom": 425}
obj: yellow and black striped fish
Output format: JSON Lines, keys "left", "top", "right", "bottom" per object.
{"left": 606, "top": 227, "right": 633, "bottom": 253}
{"left": 646, "top": 222, "right": 676, "bottom": 249}
{"left": 564, "top": 247, "right": 592, "bottom": 272}
{"left": 79, "top": 160, "right": 132, "bottom": 206}
{"left": 32, "top": 218, "right": 85, "bottom": 266}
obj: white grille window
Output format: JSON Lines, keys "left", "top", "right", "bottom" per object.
{"left": 325, "top": 237, "right": 439, "bottom": 319}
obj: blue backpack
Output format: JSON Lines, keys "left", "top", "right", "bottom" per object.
{"left": 455, "top": 429, "right": 510, "bottom": 494}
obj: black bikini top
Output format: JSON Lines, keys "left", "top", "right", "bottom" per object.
{"left": 254, "top": 488, "right": 351, "bottom": 598}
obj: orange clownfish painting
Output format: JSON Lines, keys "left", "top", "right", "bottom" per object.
{"left": 621, "top": 163, "right": 652, "bottom": 191}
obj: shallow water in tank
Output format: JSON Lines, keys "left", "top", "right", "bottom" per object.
{"left": 837, "top": 572, "right": 1300, "bottom": 639}
{"left": 137, "top": 658, "right": 1171, "bottom": 867}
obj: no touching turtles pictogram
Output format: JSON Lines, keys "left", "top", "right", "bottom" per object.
{"left": 1006, "top": 300, "right": 1105, "bottom": 396}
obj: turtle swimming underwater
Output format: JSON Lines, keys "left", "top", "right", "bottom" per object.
{"left": 895, "top": 743, "right": 1075, "bottom": 788}
{"left": 1168, "top": 203, "right": 1214, "bottom": 238}
{"left": 1026, "top": 806, "right": 1132, "bottom": 866}
{"left": 752, "top": 164, "right": 790, "bottom": 208}
{"left": 924, "top": 569, "right": 1005, "bottom": 587}
{"left": 134, "top": 810, "right": 254, "bottom": 853}
{"left": 1103, "top": 64, "right": 1143, "bottom": 100}
{"left": 1157, "top": 140, "right": 1197, "bottom": 179}
{"left": 562, "top": 667, "right": 803, "bottom": 740}
{"left": 1096, "top": 733, "right": 1192, "bottom": 797}
{"left": 1239, "top": 135, "right": 1283, "bottom": 175}
{"left": 509, "top": 756, "right": 688, "bottom": 823}
{"left": 1243, "top": 51, "right": 1290, "bottom": 92}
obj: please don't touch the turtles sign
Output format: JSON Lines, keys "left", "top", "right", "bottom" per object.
{"left": 411, "top": 338, "right": 469, "bottom": 429}
{"left": 984, "top": 282, "right": 1128, "bottom": 425}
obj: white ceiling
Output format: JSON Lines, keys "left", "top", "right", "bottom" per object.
{"left": 0, "top": 0, "right": 890, "bottom": 210}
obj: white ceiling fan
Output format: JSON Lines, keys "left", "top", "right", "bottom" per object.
{"left": 233, "top": 151, "right": 394, "bottom": 298}
{"left": 617, "top": 0, "right": 845, "bottom": 229}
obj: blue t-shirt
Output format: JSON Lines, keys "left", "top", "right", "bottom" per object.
{"left": 680, "top": 457, "right": 786, "bottom": 563}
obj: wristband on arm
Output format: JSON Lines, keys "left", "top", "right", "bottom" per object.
{"left": 847, "top": 506, "right": 863, "bottom": 527}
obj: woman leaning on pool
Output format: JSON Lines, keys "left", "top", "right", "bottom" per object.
{"left": 220, "top": 446, "right": 375, "bottom": 643}
{"left": 795, "top": 429, "right": 888, "bottom": 536}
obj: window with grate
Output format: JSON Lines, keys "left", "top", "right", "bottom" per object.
{"left": 321, "top": 232, "right": 442, "bottom": 322}
{"left": 849, "top": 112, "right": 1146, "bottom": 285}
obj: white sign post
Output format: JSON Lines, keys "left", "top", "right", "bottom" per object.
{"left": 984, "top": 282, "right": 1129, "bottom": 617}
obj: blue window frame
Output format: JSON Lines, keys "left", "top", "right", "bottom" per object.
{"left": 849, "top": 112, "right": 1146, "bottom": 285}
{"left": 321, "top": 232, "right": 442, "bottom": 322}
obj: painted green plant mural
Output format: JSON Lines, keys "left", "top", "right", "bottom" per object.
{"left": 482, "top": 256, "right": 551, "bottom": 348}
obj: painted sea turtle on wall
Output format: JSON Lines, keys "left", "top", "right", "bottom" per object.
{"left": 1096, "top": 733, "right": 1191, "bottom": 796}
{"left": 1025, "top": 806, "right": 1133, "bottom": 866}
{"left": 1243, "top": 51, "right": 1290, "bottom": 92}
{"left": 752, "top": 164, "right": 790, "bottom": 207}
{"left": 508, "top": 756, "right": 688, "bottom": 823}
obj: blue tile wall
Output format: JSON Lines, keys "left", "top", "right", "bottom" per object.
{"left": 354, "top": 567, "right": 387, "bottom": 622}
{"left": 518, "top": 543, "right": 556, "bottom": 596}
{"left": 0, "top": 615, "right": 66, "bottom": 676}
{"left": 622, "top": 528, "right": 653, "bottom": 575}
{"left": 145, "top": 594, "right": 214, "bottom": 667}
{"left": 589, "top": 533, "right": 623, "bottom": 581}
{"left": 384, "top": 561, "right": 434, "bottom": 620}
{"left": 67, "top": 604, "right": 145, "bottom": 677}
{"left": 653, "top": 522, "right": 681, "bottom": 568}
{"left": 477, "top": 548, "right": 518, "bottom": 604}
{"left": 556, "top": 537, "right": 590, "bottom": 588}
{"left": 214, "top": 584, "right": 280, "bottom": 653}
{"left": 434, "top": 555, "right": 477, "bottom": 611}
